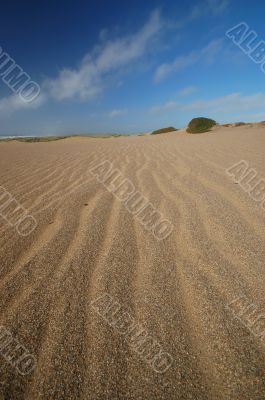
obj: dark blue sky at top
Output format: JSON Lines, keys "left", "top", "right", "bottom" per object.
{"left": 1, "top": 0, "right": 265, "bottom": 135}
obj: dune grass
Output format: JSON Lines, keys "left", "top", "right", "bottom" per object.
{"left": 151, "top": 127, "right": 177, "bottom": 135}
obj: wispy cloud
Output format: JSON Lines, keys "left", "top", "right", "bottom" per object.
{"left": 207, "top": 0, "right": 229, "bottom": 15}
{"left": 154, "top": 52, "right": 198, "bottom": 83}
{"left": 46, "top": 9, "right": 162, "bottom": 101}
{"left": 0, "top": 3, "right": 229, "bottom": 118}
{"left": 149, "top": 86, "right": 196, "bottom": 113}
{"left": 190, "top": 0, "right": 229, "bottom": 19}
{"left": 183, "top": 92, "right": 265, "bottom": 113}
{"left": 150, "top": 92, "right": 265, "bottom": 116}
{"left": 177, "top": 86, "right": 197, "bottom": 96}
{"left": 108, "top": 108, "right": 128, "bottom": 118}
{"left": 150, "top": 101, "right": 179, "bottom": 114}
{"left": 154, "top": 38, "right": 223, "bottom": 82}
{"left": 0, "top": 92, "right": 46, "bottom": 114}
{"left": 172, "top": 0, "right": 229, "bottom": 29}
{"left": 0, "top": 10, "right": 162, "bottom": 115}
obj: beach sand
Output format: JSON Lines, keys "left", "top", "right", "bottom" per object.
{"left": 0, "top": 126, "right": 265, "bottom": 399}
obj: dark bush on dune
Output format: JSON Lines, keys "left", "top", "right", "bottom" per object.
{"left": 151, "top": 127, "right": 177, "bottom": 135}
{"left": 187, "top": 117, "right": 216, "bottom": 133}
{"left": 234, "top": 122, "right": 246, "bottom": 127}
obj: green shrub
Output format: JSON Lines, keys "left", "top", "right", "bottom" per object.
{"left": 234, "top": 122, "right": 246, "bottom": 127}
{"left": 151, "top": 127, "right": 177, "bottom": 135}
{"left": 187, "top": 117, "right": 216, "bottom": 133}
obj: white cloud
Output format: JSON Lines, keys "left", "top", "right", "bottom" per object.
{"left": 0, "top": 5, "right": 229, "bottom": 116}
{"left": 172, "top": 0, "right": 229, "bottom": 29}
{"left": 190, "top": 0, "right": 229, "bottom": 19}
{"left": 46, "top": 9, "right": 162, "bottom": 101}
{"left": 154, "top": 38, "right": 223, "bottom": 82}
{"left": 46, "top": 63, "right": 102, "bottom": 101}
{"left": 201, "top": 39, "right": 223, "bottom": 64}
{"left": 206, "top": 0, "right": 229, "bottom": 15}
{"left": 0, "top": 92, "right": 46, "bottom": 114}
{"left": 183, "top": 92, "right": 265, "bottom": 113}
{"left": 178, "top": 86, "right": 197, "bottom": 96}
{"left": 150, "top": 101, "right": 179, "bottom": 114}
{"left": 97, "top": 10, "right": 162, "bottom": 71}
{"left": 227, "top": 111, "right": 265, "bottom": 122}
{"left": 108, "top": 108, "right": 128, "bottom": 118}
{"left": 154, "top": 52, "right": 198, "bottom": 82}
{"left": 150, "top": 92, "right": 265, "bottom": 117}
{"left": 99, "top": 28, "right": 109, "bottom": 41}
{"left": 0, "top": 10, "right": 162, "bottom": 115}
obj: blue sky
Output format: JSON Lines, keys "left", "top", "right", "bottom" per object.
{"left": 1, "top": 0, "right": 265, "bottom": 136}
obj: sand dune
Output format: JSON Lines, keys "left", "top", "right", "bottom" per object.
{"left": 0, "top": 126, "right": 265, "bottom": 399}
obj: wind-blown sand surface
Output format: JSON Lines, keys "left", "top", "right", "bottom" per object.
{"left": 0, "top": 126, "right": 265, "bottom": 399}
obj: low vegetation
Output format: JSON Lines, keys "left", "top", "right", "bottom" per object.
{"left": 151, "top": 127, "right": 177, "bottom": 135}
{"left": 187, "top": 117, "right": 217, "bottom": 133}
{"left": 0, "top": 134, "right": 129, "bottom": 142}
{"left": 21, "top": 136, "right": 69, "bottom": 142}
{"left": 234, "top": 122, "right": 247, "bottom": 127}
{"left": 0, "top": 136, "right": 69, "bottom": 142}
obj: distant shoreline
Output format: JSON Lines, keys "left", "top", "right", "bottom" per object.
{"left": 1, "top": 120, "right": 265, "bottom": 142}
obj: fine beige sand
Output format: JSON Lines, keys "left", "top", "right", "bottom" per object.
{"left": 0, "top": 126, "right": 265, "bottom": 399}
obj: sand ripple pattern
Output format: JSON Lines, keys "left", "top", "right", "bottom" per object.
{"left": 0, "top": 129, "right": 265, "bottom": 400}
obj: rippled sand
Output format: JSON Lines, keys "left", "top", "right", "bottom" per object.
{"left": 0, "top": 126, "right": 265, "bottom": 399}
